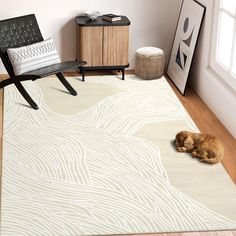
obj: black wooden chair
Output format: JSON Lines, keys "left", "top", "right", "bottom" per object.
{"left": 0, "top": 14, "right": 86, "bottom": 110}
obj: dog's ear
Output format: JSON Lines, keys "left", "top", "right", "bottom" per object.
{"left": 184, "top": 137, "right": 194, "bottom": 149}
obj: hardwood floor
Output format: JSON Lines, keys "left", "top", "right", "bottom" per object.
{"left": 0, "top": 72, "right": 235, "bottom": 236}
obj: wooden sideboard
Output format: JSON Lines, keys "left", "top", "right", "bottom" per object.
{"left": 76, "top": 16, "right": 130, "bottom": 81}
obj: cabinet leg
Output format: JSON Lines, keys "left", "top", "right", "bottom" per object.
{"left": 80, "top": 69, "right": 85, "bottom": 82}
{"left": 122, "top": 68, "right": 125, "bottom": 80}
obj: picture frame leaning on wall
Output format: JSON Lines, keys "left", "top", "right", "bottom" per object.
{"left": 167, "top": 0, "right": 205, "bottom": 95}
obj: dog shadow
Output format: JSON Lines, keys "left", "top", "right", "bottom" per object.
{"left": 170, "top": 140, "right": 176, "bottom": 150}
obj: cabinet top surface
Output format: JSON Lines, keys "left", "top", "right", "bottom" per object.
{"left": 75, "top": 15, "right": 130, "bottom": 27}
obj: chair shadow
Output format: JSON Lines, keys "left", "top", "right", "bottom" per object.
{"left": 74, "top": 77, "right": 84, "bottom": 82}
{"left": 16, "top": 86, "right": 72, "bottom": 109}
{"left": 50, "top": 87, "right": 70, "bottom": 95}
{"left": 16, "top": 102, "right": 32, "bottom": 109}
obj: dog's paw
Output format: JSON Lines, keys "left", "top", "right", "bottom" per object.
{"left": 192, "top": 151, "right": 197, "bottom": 157}
{"left": 177, "top": 147, "right": 187, "bottom": 152}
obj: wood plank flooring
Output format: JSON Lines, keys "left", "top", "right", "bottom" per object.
{"left": 0, "top": 72, "right": 235, "bottom": 236}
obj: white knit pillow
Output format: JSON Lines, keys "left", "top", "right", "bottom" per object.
{"left": 7, "top": 38, "right": 61, "bottom": 75}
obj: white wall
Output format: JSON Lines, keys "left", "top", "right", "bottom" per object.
{"left": 189, "top": 0, "right": 236, "bottom": 138}
{"left": 0, "top": 0, "right": 182, "bottom": 73}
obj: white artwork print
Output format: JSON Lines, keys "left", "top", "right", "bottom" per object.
{"left": 167, "top": 0, "right": 205, "bottom": 94}
{"left": 175, "top": 17, "right": 194, "bottom": 70}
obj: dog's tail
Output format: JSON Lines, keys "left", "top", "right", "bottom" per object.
{"left": 200, "top": 157, "right": 221, "bottom": 164}
{"left": 201, "top": 151, "right": 223, "bottom": 164}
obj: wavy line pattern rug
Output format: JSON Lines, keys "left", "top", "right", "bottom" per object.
{"left": 1, "top": 75, "right": 236, "bottom": 235}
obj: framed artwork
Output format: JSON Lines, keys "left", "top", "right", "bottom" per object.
{"left": 167, "top": 0, "right": 205, "bottom": 95}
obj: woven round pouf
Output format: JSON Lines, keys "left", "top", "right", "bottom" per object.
{"left": 135, "top": 47, "right": 164, "bottom": 80}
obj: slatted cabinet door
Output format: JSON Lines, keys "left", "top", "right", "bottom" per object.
{"left": 77, "top": 26, "right": 103, "bottom": 67}
{"left": 76, "top": 15, "right": 130, "bottom": 81}
{"left": 103, "top": 26, "right": 129, "bottom": 66}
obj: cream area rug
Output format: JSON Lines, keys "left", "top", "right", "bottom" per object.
{"left": 1, "top": 75, "right": 236, "bottom": 235}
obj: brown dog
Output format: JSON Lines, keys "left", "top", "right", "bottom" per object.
{"left": 174, "top": 131, "right": 224, "bottom": 164}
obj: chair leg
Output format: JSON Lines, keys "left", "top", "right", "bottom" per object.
{"left": 14, "top": 81, "right": 39, "bottom": 110}
{"left": 56, "top": 72, "right": 77, "bottom": 96}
